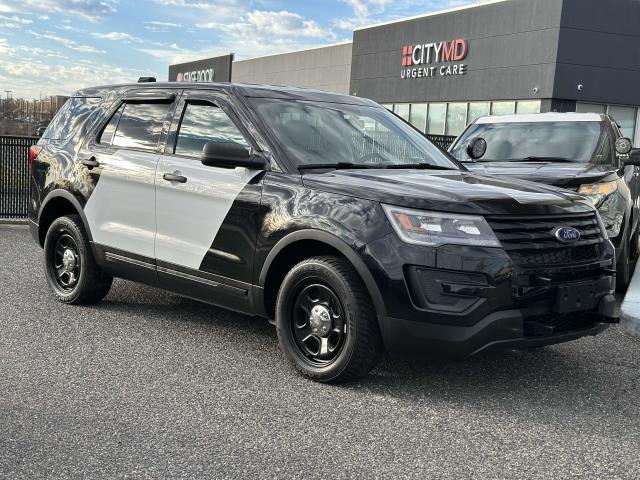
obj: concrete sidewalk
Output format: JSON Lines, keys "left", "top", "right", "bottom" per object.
{"left": 621, "top": 268, "right": 640, "bottom": 336}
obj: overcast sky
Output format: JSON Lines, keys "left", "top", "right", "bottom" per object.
{"left": 0, "top": 0, "right": 475, "bottom": 99}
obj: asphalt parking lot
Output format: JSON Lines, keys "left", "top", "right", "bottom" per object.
{"left": 1, "top": 224, "right": 639, "bottom": 479}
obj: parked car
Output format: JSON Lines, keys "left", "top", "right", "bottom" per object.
{"left": 450, "top": 113, "right": 640, "bottom": 290}
{"left": 28, "top": 83, "right": 620, "bottom": 382}
{"left": 33, "top": 121, "right": 49, "bottom": 137}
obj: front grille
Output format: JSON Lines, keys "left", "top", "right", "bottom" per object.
{"left": 524, "top": 313, "right": 596, "bottom": 337}
{"left": 486, "top": 213, "right": 605, "bottom": 267}
{"left": 510, "top": 244, "right": 601, "bottom": 266}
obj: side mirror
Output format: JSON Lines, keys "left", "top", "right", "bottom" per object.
{"left": 201, "top": 141, "right": 267, "bottom": 170}
{"left": 615, "top": 137, "right": 633, "bottom": 155}
{"left": 466, "top": 137, "right": 487, "bottom": 160}
{"left": 625, "top": 149, "right": 640, "bottom": 166}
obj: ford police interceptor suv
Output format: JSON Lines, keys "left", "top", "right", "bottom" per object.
{"left": 29, "top": 82, "right": 619, "bottom": 382}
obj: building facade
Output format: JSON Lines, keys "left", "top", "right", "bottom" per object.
{"left": 168, "top": 0, "right": 640, "bottom": 144}
{"left": 232, "top": 43, "right": 352, "bottom": 94}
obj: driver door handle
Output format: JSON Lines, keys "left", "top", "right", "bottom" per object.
{"left": 163, "top": 172, "right": 187, "bottom": 183}
{"left": 81, "top": 157, "right": 100, "bottom": 169}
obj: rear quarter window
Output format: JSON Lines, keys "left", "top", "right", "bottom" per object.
{"left": 42, "top": 97, "right": 101, "bottom": 141}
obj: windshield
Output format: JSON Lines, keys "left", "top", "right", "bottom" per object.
{"left": 249, "top": 98, "right": 459, "bottom": 170}
{"left": 450, "top": 121, "right": 607, "bottom": 163}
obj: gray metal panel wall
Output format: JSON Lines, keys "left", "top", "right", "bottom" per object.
{"left": 232, "top": 43, "right": 353, "bottom": 94}
{"left": 554, "top": 0, "right": 640, "bottom": 105}
{"left": 350, "top": 0, "right": 563, "bottom": 104}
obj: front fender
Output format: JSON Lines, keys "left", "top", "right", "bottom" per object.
{"left": 258, "top": 229, "right": 387, "bottom": 316}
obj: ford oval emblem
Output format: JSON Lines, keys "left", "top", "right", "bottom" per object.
{"left": 554, "top": 226, "right": 581, "bottom": 243}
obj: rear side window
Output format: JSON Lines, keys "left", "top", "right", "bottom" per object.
{"left": 100, "top": 102, "right": 171, "bottom": 151}
{"left": 42, "top": 97, "right": 101, "bottom": 140}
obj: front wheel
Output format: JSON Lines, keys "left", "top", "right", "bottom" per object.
{"left": 616, "top": 228, "right": 638, "bottom": 292}
{"left": 275, "top": 256, "right": 383, "bottom": 383}
{"left": 44, "top": 214, "right": 113, "bottom": 304}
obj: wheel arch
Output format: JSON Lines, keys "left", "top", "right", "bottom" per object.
{"left": 38, "top": 190, "right": 92, "bottom": 247}
{"left": 259, "top": 230, "right": 386, "bottom": 320}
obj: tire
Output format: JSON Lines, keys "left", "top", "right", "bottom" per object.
{"left": 616, "top": 227, "right": 638, "bottom": 292}
{"left": 275, "top": 255, "right": 383, "bottom": 383}
{"left": 43, "top": 214, "right": 113, "bottom": 305}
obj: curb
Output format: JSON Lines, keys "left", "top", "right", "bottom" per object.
{"left": 0, "top": 219, "right": 28, "bottom": 226}
{"left": 620, "top": 267, "right": 640, "bottom": 337}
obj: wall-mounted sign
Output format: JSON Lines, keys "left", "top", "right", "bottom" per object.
{"left": 401, "top": 39, "right": 468, "bottom": 80}
{"left": 168, "top": 54, "right": 234, "bottom": 83}
{"left": 176, "top": 69, "right": 214, "bottom": 82}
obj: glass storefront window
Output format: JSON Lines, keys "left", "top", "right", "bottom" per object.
{"left": 576, "top": 103, "right": 607, "bottom": 114}
{"left": 446, "top": 103, "right": 467, "bottom": 136}
{"left": 394, "top": 104, "right": 410, "bottom": 121}
{"left": 516, "top": 100, "right": 541, "bottom": 114}
{"left": 467, "top": 102, "right": 490, "bottom": 124}
{"left": 491, "top": 101, "right": 516, "bottom": 116}
{"left": 409, "top": 103, "right": 428, "bottom": 132}
{"left": 427, "top": 103, "right": 447, "bottom": 135}
{"left": 608, "top": 105, "right": 637, "bottom": 140}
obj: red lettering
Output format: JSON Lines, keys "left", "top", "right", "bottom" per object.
{"left": 442, "top": 41, "right": 456, "bottom": 62}
{"left": 453, "top": 39, "right": 468, "bottom": 61}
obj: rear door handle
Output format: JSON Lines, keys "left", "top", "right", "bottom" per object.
{"left": 81, "top": 157, "right": 100, "bottom": 169}
{"left": 163, "top": 172, "right": 187, "bottom": 183}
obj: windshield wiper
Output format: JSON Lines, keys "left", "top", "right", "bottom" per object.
{"left": 383, "top": 163, "right": 457, "bottom": 170}
{"left": 477, "top": 156, "right": 576, "bottom": 163}
{"left": 297, "top": 162, "right": 379, "bottom": 172}
{"left": 297, "top": 162, "right": 457, "bottom": 172}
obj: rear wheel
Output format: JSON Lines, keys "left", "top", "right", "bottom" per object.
{"left": 275, "top": 256, "right": 383, "bottom": 383}
{"left": 44, "top": 215, "right": 113, "bottom": 304}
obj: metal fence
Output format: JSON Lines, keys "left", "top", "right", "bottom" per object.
{"left": 0, "top": 136, "right": 37, "bottom": 219}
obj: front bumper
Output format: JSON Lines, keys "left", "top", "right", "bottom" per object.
{"left": 364, "top": 230, "right": 618, "bottom": 358}
{"left": 379, "top": 295, "right": 616, "bottom": 359}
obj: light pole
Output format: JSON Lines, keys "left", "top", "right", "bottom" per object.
{"left": 4, "top": 90, "right": 12, "bottom": 118}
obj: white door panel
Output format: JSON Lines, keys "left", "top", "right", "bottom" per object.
{"left": 155, "top": 156, "right": 261, "bottom": 269}
{"left": 84, "top": 150, "right": 159, "bottom": 258}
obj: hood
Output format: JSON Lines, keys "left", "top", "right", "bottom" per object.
{"left": 302, "top": 169, "right": 595, "bottom": 216}
{"left": 463, "top": 161, "right": 619, "bottom": 187}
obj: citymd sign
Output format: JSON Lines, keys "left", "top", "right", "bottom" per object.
{"left": 168, "top": 54, "right": 234, "bottom": 83}
{"left": 401, "top": 39, "right": 468, "bottom": 79}
{"left": 176, "top": 69, "right": 214, "bottom": 82}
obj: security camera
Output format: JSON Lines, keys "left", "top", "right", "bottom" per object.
{"left": 577, "top": 84, "right": 584, "bottom": 91}
{"left": 532, "top": 87, "right": 539, "bottom": 94}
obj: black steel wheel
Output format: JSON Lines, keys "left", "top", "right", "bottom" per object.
{"left": 51, "top": 232, "right": 81, "bottom": 291}
{"left": 291, "top": 283, "right": 347, "bottom": 367}
{"left": 276, "top": 255, "right": 383, "bottom": 383}
{"left": 44, "top": 214, "right": 113, "bottom": 304}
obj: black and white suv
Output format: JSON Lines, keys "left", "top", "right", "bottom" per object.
{"left": 29, "top": 82, "right": 619, "bottom": 382}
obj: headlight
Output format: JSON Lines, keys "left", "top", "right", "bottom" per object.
{"left": 383, "top": 205, "right": 501, "bottom": 247}
{"left": 578, "top": 181, "right": 618, "bottom": 207}
{"left": 597, "top": 192, "right": 625, "bottom": 238}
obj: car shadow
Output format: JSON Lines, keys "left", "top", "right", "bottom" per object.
{"left": 344, "top": 344, "right": 639, "bottom": 424}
